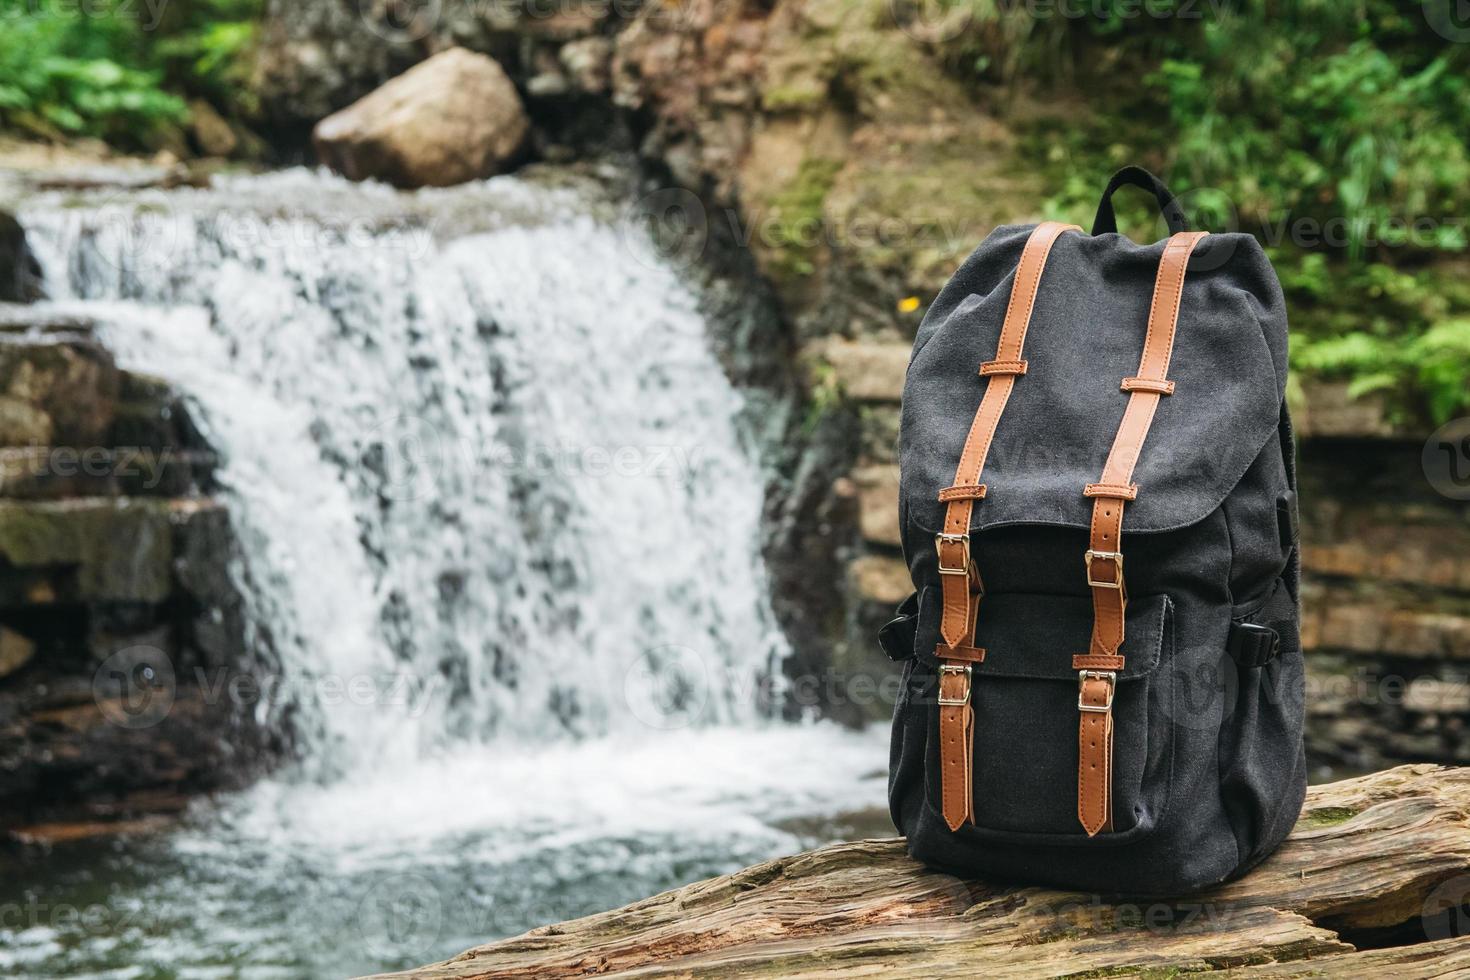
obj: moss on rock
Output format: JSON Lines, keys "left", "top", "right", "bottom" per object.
{"left": 0, "top": 498, "right": 174, "bottom": 604}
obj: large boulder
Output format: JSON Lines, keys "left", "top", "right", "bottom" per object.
{"left": 312, "top": 47, "right": 529, "bottom": 188}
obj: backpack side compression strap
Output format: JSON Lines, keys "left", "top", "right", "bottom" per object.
{"left": 934, "top": 220, "right": 1079, "bottom": 832}
{"left": 1075, "top": 230, "right": 1209, "bottom": 837}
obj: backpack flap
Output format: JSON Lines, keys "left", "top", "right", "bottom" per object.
{"left": 900, "top": 227, "right": 1288, "bottom": 543}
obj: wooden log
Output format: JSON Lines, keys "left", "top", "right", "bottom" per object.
{"left": 371, "top": 765, "right": 1470, "bottom": 979}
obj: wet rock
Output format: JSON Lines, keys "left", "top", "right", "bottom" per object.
{"left": 807, "top": 338, "right": 909, "bottom": 403}
{"left": 252, "top": 0, "right": 414, "bottom": 124}
{"left": 560, "top": 37, "right": 614, "bottom": 94}
{"left": 851, "top": 463, "right": 900, "bottom": 547}
{"left": 0, "top": 499, "right": 174, "bottom": 605}
{"left": 0, "top": 211, "right": 43, "bottom": 303}
{"left": 0, "top": 334, "right": 120, "bottom": 448}
{"left": 0, "top": 333, "right": 277, "bottom": 835}
{"left": 0, "top": 626, "right": 34, "bottom": 678}
{"left": 1296, "top": 379, "right": 1409, "bottom": 439}
{"left": 313, "top": 47, "right": 530, "bottom": 188}
{"left": 848, "top": 554, "right": 910, "bottom": 606}
{"left": 189, "top": 98, "right": 239, "bottom": 158}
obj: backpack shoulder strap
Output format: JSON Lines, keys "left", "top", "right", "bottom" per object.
{"left": 934, "top": 219, "right": 1078, "bottom": 832}
{"left": 1075, "top": 230, "right": 1209, "bottom": 837}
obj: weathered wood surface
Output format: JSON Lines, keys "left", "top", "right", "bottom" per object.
{"left": 374, "top": 765, "right": 1470, "bottom": 979}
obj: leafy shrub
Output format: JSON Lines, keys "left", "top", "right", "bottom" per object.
{"left": 0, "top": 0, "right": 260, "bottom": 147}
{"left": 0, "top": 2, "right": 185, "bottom": 141}
{"left": 1003, "top": 1, "right": 1470, "bottom": 423}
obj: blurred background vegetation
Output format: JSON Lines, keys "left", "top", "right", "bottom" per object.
{"left": 1, "top": 0, "right": 1467, "bottom": 421}
{"left": 0, "top": 0, "right": 259, "bottom": 142}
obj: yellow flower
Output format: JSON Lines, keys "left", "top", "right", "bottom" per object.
{"left": 898, "top": 296, "right": 921, "bottom": 313}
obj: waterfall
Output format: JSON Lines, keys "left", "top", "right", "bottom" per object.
{"left": 10, "top": 170, "right": 886, "bottom": 977}
{"left": 23, "top": 170, "right": 789, "bottom": 770}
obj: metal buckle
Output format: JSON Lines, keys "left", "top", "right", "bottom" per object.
{"left": 935, "top": 533, "right": 972, "bottom": 576}
{"left": 937, "top": 663, "right": 972, "bottom": 705}
{"left": 1084, "top": 549, "right": 1124, "bottom": 590}
{"left": 1077, "top": 670, "right": 1116, "bottom": 713}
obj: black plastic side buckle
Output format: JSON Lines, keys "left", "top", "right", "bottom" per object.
{"left": 1277, "top": 490, "right": 1299, "bottom": 552}
{"left": 878, "top": 592, "right": 920, "bottom": 662}
{"left": 1227, "top": 621, "right": 1281, "bottom": 669}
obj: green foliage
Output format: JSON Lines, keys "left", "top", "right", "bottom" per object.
{"left": 1147, "top": 0, "right": 1470, "bottom": 262}
{"left": 0, "top": 0, "right": 261, "bottom": 147}
{"left": 1005, "top": 1, "right": 1470, "bottom": 424}
{"left": 153, "top": 0, "right": 263, "bottom": 114}
{"left": 0, "top": 1, "right": 184, "bottom": 141}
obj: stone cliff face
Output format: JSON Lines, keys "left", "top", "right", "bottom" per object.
{"left": 0, "top": 306, "right": 280, "bottom": 838}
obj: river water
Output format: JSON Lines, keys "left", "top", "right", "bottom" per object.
{"left": 3, "top": 169, "right": 888, "bottom": 978}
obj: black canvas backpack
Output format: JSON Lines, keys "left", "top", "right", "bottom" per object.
{"left": 882, "top": 167, "right": 1307, "bottom": 895}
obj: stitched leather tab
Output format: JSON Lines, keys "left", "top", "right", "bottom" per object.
{"left": 935, "top": 644, "right": 986, "bottom": 664}
{"left": 1083, "top": 482, "right": 1139, "bottom": 500}
{"left": 1073, "top": 654, "right": 1125, "bottom": 671}
{"left": 937, "top": 484, "right": 988, "bottom": 502}
{"left": 979, "top": 359, "right": 1028, "bottom": 377}
{"left": 1121, "top": 376, "right": 1176, "bottom": 395}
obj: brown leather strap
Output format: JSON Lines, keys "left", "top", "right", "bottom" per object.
{"left": 1075, "top": 230, "right": 1208, "bottom": 837}
{"left": 937, "top": 221, "right": 1078, "bottom": 649}
{"left": 939, "top": 664, "right": 975, "bottom": 828}
{"left": 934, "top": 220, "right": 1078, "bottom": 833}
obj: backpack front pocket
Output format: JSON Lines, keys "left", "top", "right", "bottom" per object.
{"left": 918, "top": 590, "right": 1175, "bottom": 842}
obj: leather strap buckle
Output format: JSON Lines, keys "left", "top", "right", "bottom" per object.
{"left": 1077, "top": 670, "right": 1116, "bottom": 713}
{"left": 938, "top": 663, "right": 972, "bottom": 705}
{"left": 935, "top": 533, "right": 972, "bottom": 576}
{"left": 1084, "top": 549, "right": 1124, "bottom": 589}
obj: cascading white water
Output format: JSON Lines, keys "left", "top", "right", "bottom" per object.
{"left": 24, "top": 170, "right": 787, "bottom": 769}
{"left": 9, "top": 170, "right": 887, "bottom": 977}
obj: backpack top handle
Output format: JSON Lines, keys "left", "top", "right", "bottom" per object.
{"left": 1091, "top": 166, "right": 1192, "bottom": 237}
